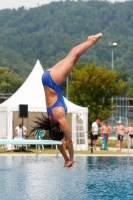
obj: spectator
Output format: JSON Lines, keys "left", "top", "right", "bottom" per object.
{"left": 127, "top": 124, "right": 133, "bottom": 148}
{"left": 112, "top": 121, "right": 126, "bottom": 151}
{"left": 14, "top": 123, "right": 27, "bottom": 149}
{"left": 35, "top": 129, "right": 46, "bottom": 151}
{"left": 15, "top": 123, "right": 27, "bottom": 138}
{"left": 101, "top": 121, "right": 111, "bottom": 149}
{"left": 91, "top": 119, "right": 101, "bottom": 150}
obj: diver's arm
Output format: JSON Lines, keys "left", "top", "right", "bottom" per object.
{"left": 53, "top": 107, "right": 74, "bottom": 162}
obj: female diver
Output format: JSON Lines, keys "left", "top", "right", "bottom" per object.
{"left": 30, "top": 33, "right": 102, "bottom": 168}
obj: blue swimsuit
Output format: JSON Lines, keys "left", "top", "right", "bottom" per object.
{"left": 42, "top": 71, "right": 67, "bottom": 122}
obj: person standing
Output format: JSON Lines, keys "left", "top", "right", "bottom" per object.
{"left": 35, "top": 129, "right": 46, "bottom": 151}
{"left": 127, "top": 124, "right": 133, "bottom": 148}
{"left": 101, "top": 122, "right": 111, "bottom": 149}
{"left": 14, "top": 123, "right": 27, "bottom": 149}
{"left": 91, "top": 119, "right": 101, "bottom": 150}
{"left": 112, "top": 121, "right": 126, "bottom": 151}
{"left": 15, "top": 123, "right": 27, "bottom": 138}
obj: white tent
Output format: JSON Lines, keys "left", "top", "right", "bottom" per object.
{"left": 0, "top": 60, "right": 88, "bottom": 150}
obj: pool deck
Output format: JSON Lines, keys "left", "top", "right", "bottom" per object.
{"left": 96, "top": 147, "right": 133, "bottom": 152}
{"left": 0, "top": 154, "right": 133, "bottom": 157}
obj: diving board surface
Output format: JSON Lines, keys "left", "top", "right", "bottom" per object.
{"left": 0, "top": 139, "right": 62, "bottom": 145}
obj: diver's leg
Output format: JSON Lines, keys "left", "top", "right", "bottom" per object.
{"left": 58, "top": 144, "right": 72, "bottom": 167}
{"left": 50, "top": 32, "right": 102, "bottom": 84}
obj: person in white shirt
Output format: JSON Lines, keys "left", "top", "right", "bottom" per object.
{"left": 15, "top": 123, "right": 27, "bottom": 138}
{"left": 91, "top": 119, "right": 101, "bottom": 150}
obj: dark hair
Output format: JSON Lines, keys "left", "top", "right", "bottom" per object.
{"left": 30, "top": 113, "right": 64, "bottom": 141}
{"left": 49, "top": 126, "right": 64, "bottom": 141}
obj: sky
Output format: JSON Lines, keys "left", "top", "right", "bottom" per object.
{"left": 0, "top": 0, "right": 126, "bottom": 10}
{"left": 0, "top": 0, "right": 60, "bottom": 10}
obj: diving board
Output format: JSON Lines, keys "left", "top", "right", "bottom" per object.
{"left": 0, "top": 139, "right": 62, "bottom": 145}
{"left": 0, "top": 139, "right": 62, "bottom": 157}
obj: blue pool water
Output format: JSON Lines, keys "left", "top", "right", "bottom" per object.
{"left": 0, "top": 156, "right": 132, "bottom": 200}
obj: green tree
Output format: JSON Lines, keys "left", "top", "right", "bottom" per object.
{"left": 68, "top": 62, "right": 125, "bottom": 128}
{"left": 116, "top": 71, "right": 129, "bottom": 97}
{"left": 0, "top": 67, "right": 23, "bottom": 93}
{"left": 125, "top": 82, "right": 133, "bottom": 97}
{"left": 1, "top": 1, "right": 133, "bottom": 81}
{"left": 116, "top": 71, "right": 129, "bottom": 82}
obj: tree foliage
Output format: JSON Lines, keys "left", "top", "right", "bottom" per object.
{"left": 0, "top": 67, "right": 23, "bottom": 93}
{"left": 0, "top": 2, "right": 132, "bottom": 79}
{"left": 125, "top": 83, "right": 133, "bottom": 97}
{"left": 0, "top": 1, "right": 133, "bottom": 95}
{"left": 68, "top": 62, "right": 125, "bottom": 127}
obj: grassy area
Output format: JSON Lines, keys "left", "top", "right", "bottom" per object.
{"left": 0, "top": 146, "right": 131, "bottom": 156}
{"left": 89, "top": 137, "right": 128, "bottom": 148}
{"left": 0, "top": 149, "right": 129, "bottom": 155}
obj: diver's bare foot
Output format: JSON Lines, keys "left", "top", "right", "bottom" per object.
{"left": 87, "top": 32, "right": 102, "bottom": 44}
{"left": 64, "top": 160, "right": 72, "bottom": 168}
{"left": 67, "top": 164, "right": 73, "bottom": 169}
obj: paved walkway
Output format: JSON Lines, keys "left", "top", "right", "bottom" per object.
{"left": 92, "top": 147, "right": 133, "bottom": 153}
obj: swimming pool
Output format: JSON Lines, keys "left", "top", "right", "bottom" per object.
{"left": 0, "top": 156, "right": 132, "bottom": 200}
